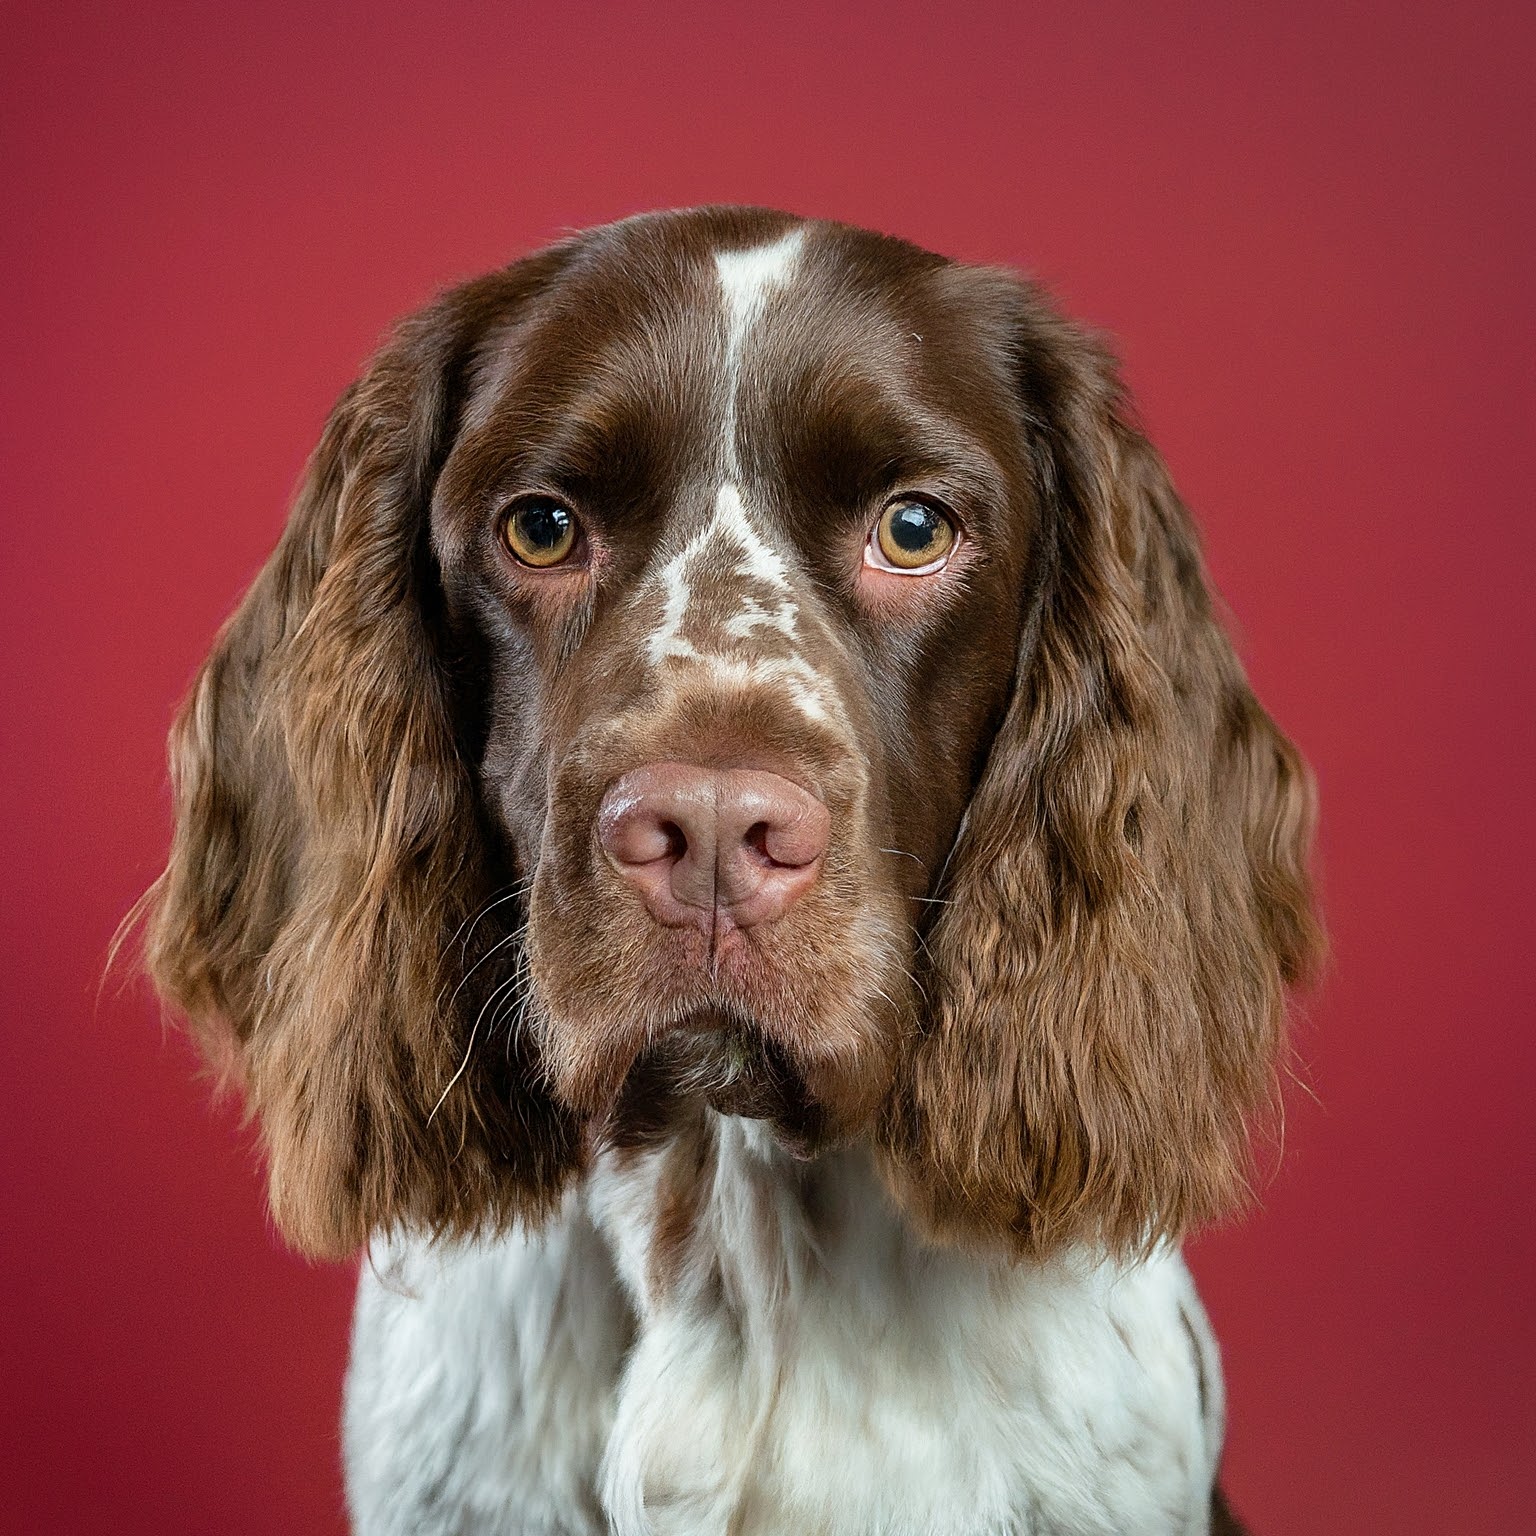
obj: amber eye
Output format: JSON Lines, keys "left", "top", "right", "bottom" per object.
{"left": 869, "top": 498, "right": 957, "bottom": 572}
{"left": 500, "top": 496, "right": 579, "bottom": 567}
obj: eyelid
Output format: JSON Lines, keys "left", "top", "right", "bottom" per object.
{"left": 863, "top": 539, "right": 951, "bottom": 576}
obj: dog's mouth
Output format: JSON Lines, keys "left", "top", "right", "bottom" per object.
{"left": 602, "top": 1009, "right": 826, "bottom": 1155}
{"left": 527, "top": 845, "right": 910, "bottom": 1142}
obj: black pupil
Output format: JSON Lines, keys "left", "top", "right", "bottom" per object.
{"left": 889, "top": 502, "right": 940, "bottom": 553}
{"left": 517, "top": 499, "right": 570, "bottom": 550}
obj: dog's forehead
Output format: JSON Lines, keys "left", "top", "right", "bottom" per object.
{"left": 448, "top": 211, "right": 1025, "bottom": 523}
{"left": 563, "top": 207, "right": 945, "bottom": 340}
{"left": 594, "top": 221, "right": 863, "bottom": 725}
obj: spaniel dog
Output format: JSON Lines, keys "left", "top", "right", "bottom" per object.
{"left": 143, "top": 206, "right": 1320, "bottom": 1535}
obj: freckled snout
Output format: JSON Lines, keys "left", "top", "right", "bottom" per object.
{"left": 597, "top": 764, "right": 829, "bottom": 933}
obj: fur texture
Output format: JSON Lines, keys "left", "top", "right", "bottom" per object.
{"left": 140, "top": 206, "right": 1317, "bottom": 1531}
{"left": 347, "top": 1135, "right": 1226, "bottom": 1535}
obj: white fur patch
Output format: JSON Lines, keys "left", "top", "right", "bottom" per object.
{"left": 708, "top": 479, "right": 792, "bottom": 590}
{"left": 344, "top": 1136, "right": 1225, "bottom": 1536}
{"left": 631, "top": 231, "right": 843, "bottom": 724}
{"left": 643, "top": 481, "right": 840, "bottom": 725}
{"left": 588, "top": 1134, "right": 1221, "bottom": 1536}
{"left": 715, "top": 229, "right": 805, "bottom": 479}
{"left": 343, "top": 1200, "right": 629, "bottom": 1536}
{"left": 638, "top": 233, "right": 839, "bottom": 723}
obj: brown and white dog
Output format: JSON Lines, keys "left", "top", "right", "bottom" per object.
{"left": 144, "top": 206, "right": 1320, "bottom": 1534}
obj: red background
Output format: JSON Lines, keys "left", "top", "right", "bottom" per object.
{"left": 4, "top": 3, "right": 1532, "bottom": 1531}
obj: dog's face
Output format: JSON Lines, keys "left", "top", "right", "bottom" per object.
{"left": 145, "top": 207, "right": 1321, "bottom": 1259}
{"left": 432, "top": 217, "right": 1031, "bottom": 1147}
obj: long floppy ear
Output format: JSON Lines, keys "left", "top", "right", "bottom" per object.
{"left": 885, "top": 284, "right": 1323, "bottom": 1258}
{"left": 143, "top": 256, "right": 582, "bottom": 1258}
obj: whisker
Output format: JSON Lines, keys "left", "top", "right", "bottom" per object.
{"left": 496, "top": 939, "right": 543, "bottom": 1062}
{"left": 490, "top": 959, "right": 538, "bottom": 1040}
{"left": 462, "top": 881, "right": 532, "bottom": 951}
{"left": 438, "top": 926, "right": 523, "bottom": 1016}
{"left": 437, "top": 879, "right": 532, "bottom": 982}
{"left": 929, "top": 809, "right": 971, "bottom": 901}
{"left": 441, "top": 882, "right": 516, "bottom": 957}
{"left": 428, "top": 965, "right": 526, "bottom": 1124}
{"left": 897, "top": 955, "right": 929, "bottom": 1001}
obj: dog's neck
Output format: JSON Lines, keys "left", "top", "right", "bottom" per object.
{"left": 587, "top": 1110, "right": 979, "bottom": 1333}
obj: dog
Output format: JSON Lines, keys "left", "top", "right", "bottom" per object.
{"left": 143, "top": 205, "right": 1320, "bottom": 1534}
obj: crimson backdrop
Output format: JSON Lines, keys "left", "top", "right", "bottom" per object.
{"left": 4, "top": 3, "right": 1532, "bottom": 1532}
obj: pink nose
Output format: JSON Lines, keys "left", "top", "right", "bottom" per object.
{"left": 597, "top": 763, "right": 829, "bottom": 932}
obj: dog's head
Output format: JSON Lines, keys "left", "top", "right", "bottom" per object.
{"left": 145, "top": 207, "right": 1321, "bottom": 1259}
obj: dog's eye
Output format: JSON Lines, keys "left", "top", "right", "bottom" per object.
{"left": 867, "top": 498, "right": 958, "bottom": 574}
{"left": 500, "top": 496, "right": 579, "bottom": 567}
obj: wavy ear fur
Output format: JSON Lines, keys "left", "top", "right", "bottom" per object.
{"left": 143, "top": 258, "right": 581, "bottom": 1258}
{"left": 885, "top": 284, "right": 1323, "bottom": 1258}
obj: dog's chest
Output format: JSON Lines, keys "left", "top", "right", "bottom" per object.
{"left": 588, "top": 1125, "right": 1220, "bottom": 1535}
{"left": 345, "top": 1126, "right": 1222, "bottom": 1536}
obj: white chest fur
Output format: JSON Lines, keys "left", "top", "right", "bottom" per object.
{"left": 344, "top": 1118, "right": 1224, "bottom": 1536}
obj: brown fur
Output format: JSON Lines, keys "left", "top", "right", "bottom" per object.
{"left": 143, "top": 256, "right": 585, "bottom": 1258}
{"left": 880, "top": 295, "right": 1323, "bottom": 1255}
{"left": 139, "top": 207, "right": 1320, "bottom": 1266}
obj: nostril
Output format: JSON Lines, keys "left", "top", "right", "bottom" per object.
{"left": 755, "top": 800, "right": 830, "bottom": 871}
{"left": 615, "top": 818, "right": 687, "bottom": 868}
{"left": 744, "top": 817, "right": 823, "bottom": 870}
{"left": 598, "top": 794, "right": 690, "bottom": 870}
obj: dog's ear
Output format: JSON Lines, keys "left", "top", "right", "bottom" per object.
{"left": 143, "top": 253, "right": 583, "bottom": 1258}
{"left": 884, "top": 282, "right": 1323, "bottom": 1258}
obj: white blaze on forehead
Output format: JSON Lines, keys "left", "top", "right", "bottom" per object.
{"left": 646, "top": 483, "right": 795, "bottom": 661}
{"left": 709, "top": 480, "right": 790, "bottom": 590}
{"left": 640, "top": 229, "right": 839, "bottom": 726}
{"left": 714, "top": 228, "right": 805, "bottom": 478}
{"left": 715, "top": 226, "right": 805, "bottom": 317}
